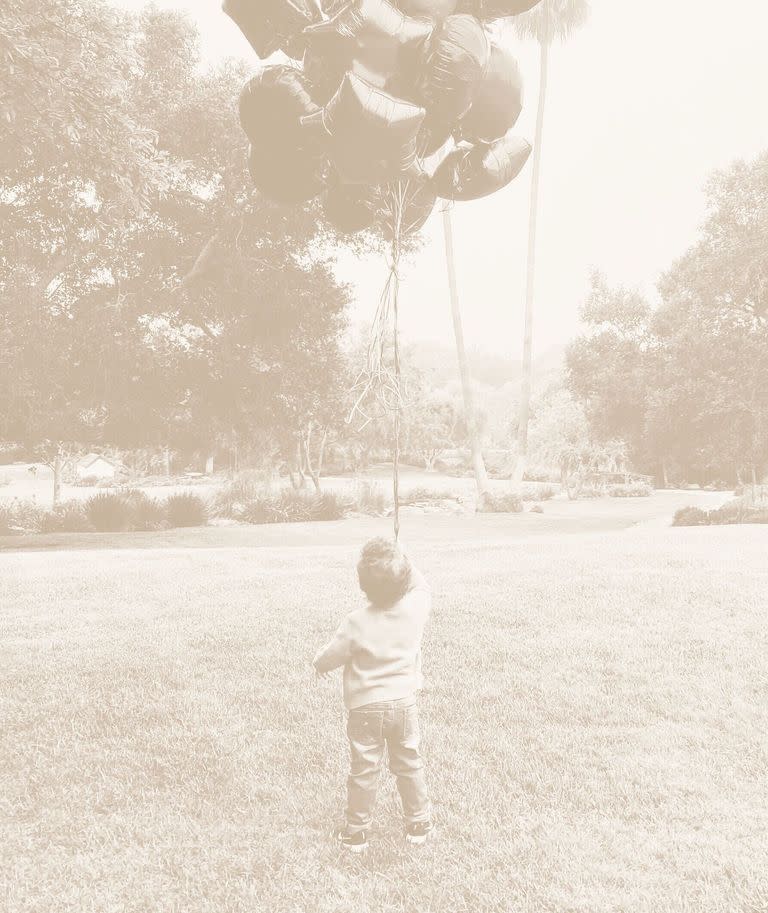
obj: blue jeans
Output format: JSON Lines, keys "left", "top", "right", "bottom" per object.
{"left": 345, "top": 696, "right": 430, "bottom": 833}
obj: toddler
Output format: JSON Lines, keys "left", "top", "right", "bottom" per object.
{"left": 313, "top": 537, "right": 433, "bottom": 852}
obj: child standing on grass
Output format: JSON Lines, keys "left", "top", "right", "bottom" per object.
{"left": 313, "top": 537, "right": 433, "bottom": 853}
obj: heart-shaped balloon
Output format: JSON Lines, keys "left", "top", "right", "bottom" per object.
{"left": 458, "top": 42, "right": 523, "bottom": 143}
{"left": 432, "top": 131, "right": 531, "bottom": 200}
{"left": 239, "top": 65, "right": 321, "bottom": 144}
{"left": 240, "top": 66, "right": 329, "bottom": 203}
{"left": 248, "top": 143, "right": 329, "bottom": 203}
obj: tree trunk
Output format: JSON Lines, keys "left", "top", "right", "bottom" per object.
{"left": 442, "top": 208, "right": 489, "bottom": 506}
{"left": 52, "top": 446, "right": 63, "bottom": 507}
{"left": 318, "top": 429, "right": 327, "bottom": 479}
{"left": 303, "top": 422, "right": 323, "bottom": 494}
{"left": 294, "top": 440, "right": 306, "bottom": 489}
{"left": 232, "top": 436, "right": 239, "bottom": 478}
{"left": 661, "top": 458, "right": 669, "bottom": 489}
{"left": 513, "top": 39, "right": 550, "bottom": 486}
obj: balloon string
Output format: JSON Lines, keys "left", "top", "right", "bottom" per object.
{"left": 345, "top": 180, "right": 408, "bottom": 541}
{"left": 391, "top": 183, "right": 403, "bottom": 542}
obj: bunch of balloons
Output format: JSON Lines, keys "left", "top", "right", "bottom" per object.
{"left": 228, "top": 0, "right": 540, "bottom": 235}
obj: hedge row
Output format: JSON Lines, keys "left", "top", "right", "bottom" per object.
{"left": 673, "top": 501, "right": 768, "bottom": 527}
{"left": 1, "top": 491, "right": 207, "bottom": 535}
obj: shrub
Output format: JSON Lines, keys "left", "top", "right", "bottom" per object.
{"left": 442, "top": 461, "right": 473, "bottom": 478}
{"left": 520, "top": 482, "right": 557, "bottom": 501}
{"left": 268, "top": 490, "right": 312, "bottom": 523}
{"left": 237, "top": 499, "right": 274, "bottom": 524}
{"left": 313, "top": 491, "right": 349, "bottom": 521}
{"left": 673, "top": 500, "right": 768, "bottom": 527}
{"left": 0, "top": 499, "right": 44, "bottom": 535}
{"left": 672, "top": 506, "right": 710, "bottom": 526}
{"left": 209, "top": 471, "right": 274, "bottom": 518}
{"left": 575, "top": 484, "right": 605, "bottom": 500}
{"left": 122, "top": 490, "right": 168, "bottom": 531}
{"left": 277, "top": 489, "right": 349, "bottom": 522}
{"left": 478, "top": 491, "right": 523, "bottom": 513}
{"left": 608, "top": 481, "right": 652, "bottom": 498}
{"left": 85, "top": 493, "right": 133, "bottom": 532}
{"left": 238, "top": 489, "right": 349, "bottom": 525}
{"left": 708, "top": 500, "right": 747, "bottom": 525}
{"left": 523, "top": 467, "right": 557, "bottom": 483}
{"left": 166, "top": 493, "right": 207, "bottom": 528}
{"left": 353, "top": 481, "right": 390, "bottom": 516}
{"left": 40, "top": 501, "right": 92, "bottom": 533}
{"left": 401, "top": 487, "right": 461, "bottom": 505}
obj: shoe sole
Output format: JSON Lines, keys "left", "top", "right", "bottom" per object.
{"left": 341, "top": 842, "right": 368, "bottom": 853}
{"left": 406, "top": 831, "right": 432, "bottom": 845}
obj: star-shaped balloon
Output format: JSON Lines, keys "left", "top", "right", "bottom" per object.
{"left": 303, "top": 0, "right": 432, "bottom": 90}
{"left": 302, "top": 72, "right": 427, "bottom": 185}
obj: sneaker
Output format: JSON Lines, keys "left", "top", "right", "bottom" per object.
{"left": 405, "top": 821, "right": 434, "bottom": 845}
{"left": 336, "top": 828, "right": 368, "bottom": 853}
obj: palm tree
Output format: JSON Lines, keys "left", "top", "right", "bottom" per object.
{"left": 442, "top": 207, "right": 490, "bottom": 507}
{"left": 510, "top": 0, "right": 590, "bottom": 484}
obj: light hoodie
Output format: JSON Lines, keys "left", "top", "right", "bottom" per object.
{"left": 313, "top": 567, "right": 431, "bottom": 710}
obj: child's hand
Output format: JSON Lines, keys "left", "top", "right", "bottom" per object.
{"left": 313, "top": 667, "right": 331, "bottom": 682}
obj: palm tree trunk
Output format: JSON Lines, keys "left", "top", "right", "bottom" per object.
{"left": 513, "top": 39, "right": 549, "bottom": 485}
{"left": 442, "top": 207, "right": 489, "bottom": 506}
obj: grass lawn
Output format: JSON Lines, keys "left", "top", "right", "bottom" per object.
{"left": 1, "top": 521, "right": 767, "bottom": 912}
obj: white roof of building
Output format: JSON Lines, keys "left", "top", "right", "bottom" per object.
{"left": 78, "top": 453, "right": 117, "bottom": 468}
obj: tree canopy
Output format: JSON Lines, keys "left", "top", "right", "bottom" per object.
{"left": 567, "top": 152, "right": 768, "bottom": 485}
{"left": 0, "top": 0, "right": 351, "bottom": 475}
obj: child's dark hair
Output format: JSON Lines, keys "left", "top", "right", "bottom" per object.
{"left": 357, "top": 537, "right": 412, "bottom": 608}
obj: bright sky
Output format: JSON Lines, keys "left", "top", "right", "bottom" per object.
{"left": 121, "top": 0, "right": 768, "bottom": 358}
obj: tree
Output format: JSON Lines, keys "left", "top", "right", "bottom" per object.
{"left": 441, "top": 208, "right": 489, "bottom": 502}
{"left": 404, "top": 391, "right": 465, "bottom": 472}
{"left": 0, "top": 1, "right": 185, "bottom": 501}
{"left": 566, "top": 271, "right": 651, "bottom": 467}
{"left": 527, "top": 384, "right": 627, "bottom": 498}
{"left": 510, "top": 0, "right": 590, "bottom": 483}
{"left": 0, "top": 2, "right": 352, "bottom": 499}
{"left": 566, "top": 152, "right": 768, "bottom": 486}
{"left": 654, "top": 152, "right": 768, "bottom": 484}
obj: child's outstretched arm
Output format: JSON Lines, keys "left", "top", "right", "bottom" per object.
{"left": 313, "top": 616, "right": 354, "bottom": 676}
{"left": 397, "top": 542, "right": 429, "bottom": 592}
